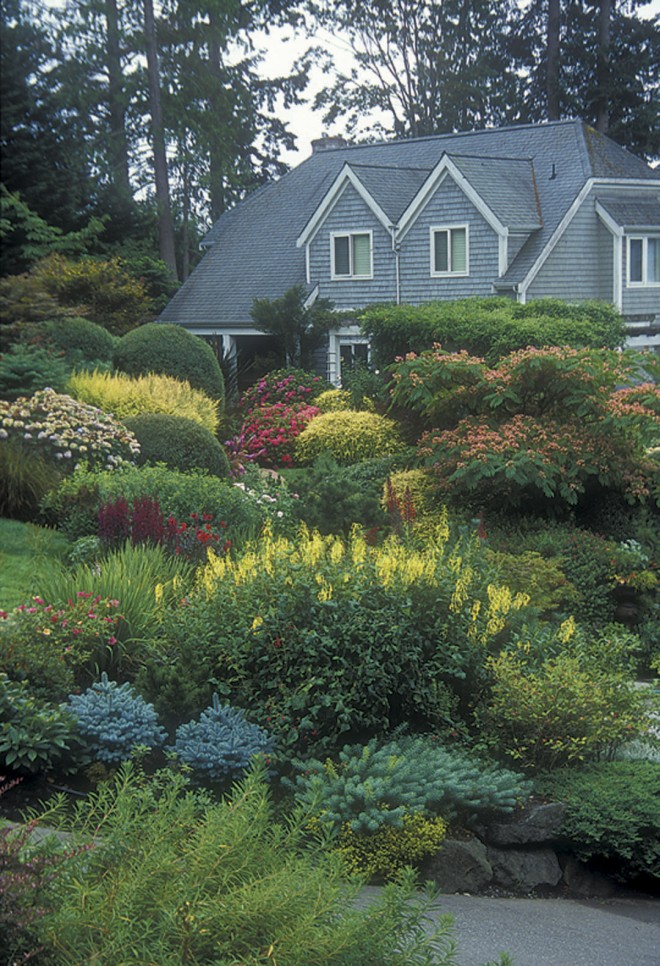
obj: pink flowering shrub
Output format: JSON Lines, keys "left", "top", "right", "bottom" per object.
{"left": 239, "top": 369, "right": 327, "bottom": 415}
{"left": 0, "top": 594, "right": 126, "bottom": 700}
{"left": 390, "top": 346, "right": 659, "bottom": 513}
{"left": 227, "top": 402, "right": 320, "bottom": 469}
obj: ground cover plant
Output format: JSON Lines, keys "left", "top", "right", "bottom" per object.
{"left": 0, "top": 520, "right": 69, "bottom": 608}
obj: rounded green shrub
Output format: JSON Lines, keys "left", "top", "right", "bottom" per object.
{"left": 125, "top": 413, "right": 230, "bottom": 477}
{"left": 114, "top": 323, "right": 225, "bottom": 407}
{"left": 45, "top": 316, "right": 116, "bottom": 364}
{"left": 295, "top": 410, "right": 402, "bottom": 466}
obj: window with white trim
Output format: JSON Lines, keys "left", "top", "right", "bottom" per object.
{"left": 331, "top": 232, "right": 372, "bottom": 279}
{"left": 627, "top": 236, "right": 660, "bottom": 286}
{"left": 430, "top": 225, "right": 468, "bottom": 276}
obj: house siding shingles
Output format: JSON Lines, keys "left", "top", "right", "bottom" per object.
{"left": 310, "top": 183, "right": 397, "bottom": 308}
{"left": 622, "top": 244, "right": 660, "bottom": 317}
{"left": 400, "top": 177, "right": 499, "bottom": 303}
{"left": 527, "top": 196, "right": 613, "bottom": 301}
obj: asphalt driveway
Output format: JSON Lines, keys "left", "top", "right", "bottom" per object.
{"left": 359, "top": 888, "right": 660, "bottom": 965}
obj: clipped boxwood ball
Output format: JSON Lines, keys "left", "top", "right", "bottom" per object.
{"left": 46, "top": 316, "right": 117, "bottom": 363}
{"left": 114, "top": 323, "right": 225, "bottom": 407}
{"left": 295, "top": 410, "right": 402, "bottom": 466}
{"left": 125, "top": 414, "right": 230, "bottom": 477}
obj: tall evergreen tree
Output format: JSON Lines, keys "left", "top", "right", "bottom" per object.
{"left": 309, "top": 0, "right": 522, "bottom": 138}
{"left": 0, "top": 0, "right": 94, "bottom": 231}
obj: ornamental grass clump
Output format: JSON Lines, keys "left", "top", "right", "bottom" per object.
{"left": 171, "top": 694, "right": 274, "bottom": 783}
{"left": 68, "top": 369, "right": 220, "bottom": 434}
{"left": 295, "top": 410, "right": 403, "bottom": 466}
{"left": 67, "top": 673, "right": 166, "bottom": 763}
{"left": 0, "top": 388, "right": 140, "bottom": 472}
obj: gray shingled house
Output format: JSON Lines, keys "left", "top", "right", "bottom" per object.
{"left": 159, "top": 118, "right": 660, "bottom": 385}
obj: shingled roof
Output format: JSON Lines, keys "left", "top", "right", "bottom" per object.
{"left": 159, "top": 118, "right": 657, "bottom": 329}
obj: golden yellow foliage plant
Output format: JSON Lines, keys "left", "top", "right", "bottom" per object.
{"left": 295, "top": 410, "right": 402, "bottom": 465}
{"left": 67, "top": 369, "right": 219, "bottom": 434}
{"left": 337, "top": 811, "right": 448, "bottom": 882}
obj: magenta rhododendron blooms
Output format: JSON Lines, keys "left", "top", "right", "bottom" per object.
{"left": 228, "top": 402, "right": 320, "bottom": 469}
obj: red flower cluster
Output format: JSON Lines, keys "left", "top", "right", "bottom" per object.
{"left": 227, "top": 402, "right": 320, "bottom": 469}
{"left": 98, "top": 498, "right": 230, "bottom": 562}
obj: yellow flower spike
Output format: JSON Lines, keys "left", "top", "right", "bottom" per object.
{"left": 558, "top": 615, "right": 576, "bottom": 644}
{"left": 329, "top": 537, "right": 344, "bottom": 565}
{"left": 154, "top": 583, "right": 163, "bottom": 607}
{"left": 251, "top": 615, "right": 264, "bottom": 632}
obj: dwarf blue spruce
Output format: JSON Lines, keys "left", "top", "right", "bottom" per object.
{"left": 67, "top": 673, "right": 165, "bottom": 763}
{"left": 171, "top": 694, "right": 274, "bottom": 782}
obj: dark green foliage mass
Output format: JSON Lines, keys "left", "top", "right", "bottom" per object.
{"left": 124, "top": 413, "right": 230, "bottom": 477}
{"left": 538, "top": 761, "right": 660, "bottom": 883}
{"left": 361, "top": 298, "right": 627, "bottom": 368}
{"left": 0, "top": 343, "right": 70, "bottom": 400}
{"left": 114, "top": 323, "right": 225, "bottom": 404}
{"left": 44, "top": 316, "right": 117, "bottom": 365}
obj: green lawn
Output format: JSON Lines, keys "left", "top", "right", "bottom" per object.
{"left": 0, "top": 519, "right": 70, "bottom": 610}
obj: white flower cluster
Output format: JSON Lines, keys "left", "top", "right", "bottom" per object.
{"left": 0, "top": 388, "right": 140, "bottom": 471}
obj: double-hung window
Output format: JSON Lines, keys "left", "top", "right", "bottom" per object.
{"left": 627, "top": 236, "right": 660, "bottom": 286}
{"left": 430, "top": 225, "right": 468, "bottom": 276}
{"left": 332, "top": 232, "right": 372, "bottom": 279}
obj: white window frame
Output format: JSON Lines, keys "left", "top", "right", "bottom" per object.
{"left": 626, "top": 235, "right": 660, "bottom": 287}
{"left": 330, "top": 230, "right": 373, "bottom": 280}
{"left": 430, "top": 224, "right": 470, "bottom": 277}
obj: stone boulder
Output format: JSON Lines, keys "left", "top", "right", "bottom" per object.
{"left": 487, "top": 846, "right": 563, "bottom": 892}
{"left": 423, "top": 837, "right": 493, "bottom": 894}
{"left": 476, "top": 802, "right": 567, "bottom": 847}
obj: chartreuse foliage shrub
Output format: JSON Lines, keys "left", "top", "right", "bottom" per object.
{"left": 33, "top": 763, "right": 464, "bottom": 964}
{"left": 0, "top": 674, "right": 80, "bottom": 775}
{"left": 538, "top": 761, "right": 660, "bottom": 883}
{"left": 146, "top": 524, "right": 533, "bottom": 758}
{"left": 479, "top": 637, "right": 656, "bottom": 772}
{"left": 337, "top": 813, "right": 448, "bottom": 881}
{"left": 67, "top": 673, "right": 166, "bottom": 764}
{"left": 295, "top": 410, "right": 403, "bottom": 466}
{"left": 171, "top": 694, "right": 274, "bottom": 783}
{"left": 361, "top": 297, "right": 626, "bottom": 367}
{"left": 68, "top": 369, "right": 220, "bottom": 434}
{"left": 0, "top": 389, "right": 140, "bottom": 472}
{"left": 392, "top": 346, "right": 659, "bottom": 513}
{"left": 315, "top": 388, "right": 354, "bottom": 412}
{"left": 114, "top": 322, "right": 225, "bottom": 404}
{"left": 125, "top": 413, "right": 230, "bottom": 477}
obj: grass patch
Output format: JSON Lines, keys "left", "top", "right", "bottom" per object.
{"left": 0, "top": 519, "right": 70, "bottom": 609}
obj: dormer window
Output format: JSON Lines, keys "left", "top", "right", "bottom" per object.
{"left": 332, "top": 232, "right": 373, "bottom": 279}
{"left": 430, "top": 225, "right": 469, "bottom": 276}
{"left": 627, "top": 236, "right": 660, "bottom": 286}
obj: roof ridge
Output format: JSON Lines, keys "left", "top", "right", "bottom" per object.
{"left": 325, "top": 118, "right": 584, "bottom": 153}
{"left": 447, "top": 152, "right": 534, "bottom": 163}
